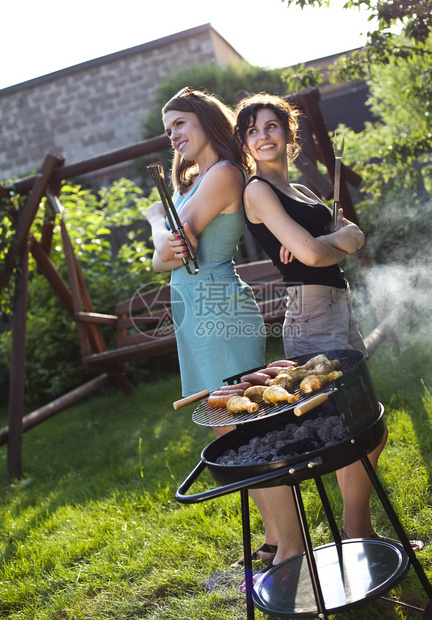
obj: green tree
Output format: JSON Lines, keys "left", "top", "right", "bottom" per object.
{"left": 282, "top": 1, "right": 432, "bottom": 88}
{"left": 280, "top": 0, "right": 432, "bottom": 266}
{"left": 337, "top": 37, "right": 432, "bottom": 264}
{"left": 282, "top": 0, "right": 432, "bottom": 75}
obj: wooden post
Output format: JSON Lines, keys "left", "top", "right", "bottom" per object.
{"left": 11, "top": 135, "right": 170, "bottom": 196}
{"left": 0, "top": 154, "right": 65, "bottom": 293}
{"left": 364, "top": 308, "right": 404, "bottom": 356}
{"left": 7, "top": 239, "right": 30, "bottom": 481}
{"left": 29, "top": 235, "right": 75, "bottom": 315}
{"left": 14, "top": 154, "right": 65, "bottom": 256}
{"left": 0, "top": 374, "right": 112, "bottom": 446}
{"left": 295, "top": 108, "right": 334, "bottom": 199}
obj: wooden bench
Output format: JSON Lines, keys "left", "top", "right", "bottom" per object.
{"left": 76, "top": 259, "right": 287, "bottom": 378}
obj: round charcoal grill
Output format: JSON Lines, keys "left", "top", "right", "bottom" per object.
{"left": 201, "top": 402, "right": 386, "bottom": 488}
{"left": 179, "top": 349, "right": 385, "bottom": 494}
{"left": 198, "top": 348, "right": 382, "bottom": 488}
{"left": 176, "top": 350, "right": 432, "bottom": 619}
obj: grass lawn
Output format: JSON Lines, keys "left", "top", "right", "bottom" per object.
{"left": 1, "top": 338, "right": 432, "bottom": 619}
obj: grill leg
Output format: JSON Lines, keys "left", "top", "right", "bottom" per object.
{"left": 361, "top": 456, "right": 432, "bottom": 598}
{"left": 314, "top": 476, "right": 342, "bottom": 544}
{"left": 314, "top": 476, "right": 345, "bottom": 583}
{"left": 240, "top": 488, "right": 255, "bottom": 620}
{"left": 292, "top": 483, "right": 329, "bottom": 619}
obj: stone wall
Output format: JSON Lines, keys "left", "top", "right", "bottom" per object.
{"left": 0, "top": 24, "right": 245, "bottom": 183}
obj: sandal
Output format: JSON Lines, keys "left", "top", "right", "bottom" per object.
{"left": 230, "top": 543, "right": 277, "bottom": 569}
{"left": 340, "top": 527, "right": 424, "bottom": 551}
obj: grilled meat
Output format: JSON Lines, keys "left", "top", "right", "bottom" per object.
{"left": 282, "top": 354, "right": 340, "bottom": 382}
{"left": 266, "top": 359, "right": 298, "bottom": 369}
{"left": 243, "top": 385, "right": 267, "bottom": 403}
{"left": 300, "top": 371, "right": 343, "bottom": 394}
{"left": 281, "top": 367, "right": 315, "bottom": 382}
{"left": 269, "top": 373, "right": 295, "bottom": 390}
{"left": 226, "top": 395, "right": 259, "bottom": 414}
{"left": 302, "top": 354, "right": 340, "bottom": 373}
{"left": 303, "top": 353, "right": 328, "bottom": 370}
{"left": 263, "top": 385, "right": 299, "bottom": 405}
{"left": 309, "top": 356, "right": 340, "bottom": 374}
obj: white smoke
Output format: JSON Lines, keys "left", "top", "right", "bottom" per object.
{"left": 352, "top": 193, "right": 432, "bottom": 360}
{"left": 351, "top": 258, "right": 432, "bottom": 393}
{"left": 363, "top": 261, "right": 432, "bottom": 324}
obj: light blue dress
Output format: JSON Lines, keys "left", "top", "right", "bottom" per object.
{"left": 169, "top": 170, "right": 266, "bottom": 397}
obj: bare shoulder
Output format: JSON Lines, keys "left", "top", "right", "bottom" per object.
{"left": 244, "top": 178, "right": 279, "bottom": 223}
{"left": 244, "top": 177, "right": 275, "bottom": 202}
{"left": 187, "top": 160, "right": 245, "bottom": 219}
{"left": 206, "top": 160, "right": 245, "bottom": 186}
{"left": 198, "top": 160, "right": 245, "bottom": 208}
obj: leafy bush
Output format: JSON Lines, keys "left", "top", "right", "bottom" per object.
{"left": 142, "top": 62, "right": 288, "bottom": 138}
{"left": 0, "top": 179, "right": 171, "bottom": 404}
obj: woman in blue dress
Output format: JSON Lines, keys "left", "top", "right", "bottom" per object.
{"left": 147, "top": 88, "right": 279, "bottom": 563}
{"left": 146, "top": 87, "right": 265, "bottom": 399}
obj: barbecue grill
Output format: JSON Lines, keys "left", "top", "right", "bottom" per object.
{"left": 175, "top": 350, "right": 432, "bottom": 619}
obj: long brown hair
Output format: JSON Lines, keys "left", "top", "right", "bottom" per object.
{"left": 162, "top": 89, "right": 250, "bottom": 193}
{"left": 234, "top": 93, "right": 301, "bottom": 171}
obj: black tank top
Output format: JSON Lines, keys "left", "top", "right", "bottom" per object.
{"left": 244, "top": 176, "right": 347, "bottom": 288}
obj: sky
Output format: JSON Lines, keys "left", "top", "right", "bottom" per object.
{"left": 1, "top": 0, "right": 376, "bottom": 91}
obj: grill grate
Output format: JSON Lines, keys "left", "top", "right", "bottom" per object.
{"left": 192, "top": 350, "right": 362, "bottom": 427}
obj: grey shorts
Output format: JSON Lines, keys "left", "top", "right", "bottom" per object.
{"left": 282, "top": 284, "right": 367, "bottom": 359}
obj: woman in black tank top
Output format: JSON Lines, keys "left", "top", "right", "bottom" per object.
{"left": 232, "top": 93, "right": 402, "bottom": 584}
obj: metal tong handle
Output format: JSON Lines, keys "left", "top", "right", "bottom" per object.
{"left": 147, "top": 162, "right": 199, "bottom": 275}
{"left": 332, "top": 133, "right": 344, "bottom": 229}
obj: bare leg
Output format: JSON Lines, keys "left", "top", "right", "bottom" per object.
{"left": 263, "top": 485, "right": 304, "bottom": 565}
{"left": 336, "top": 428, "right": 388, "bottom": 538}
{"left": 239, "top": 485, "right": 304, "bottom": 591}
{"left": 249, "top": 488, "right": 278, "bottom": 547}
{"left": 212, "top": 426, "right": 278, "bottom": 561}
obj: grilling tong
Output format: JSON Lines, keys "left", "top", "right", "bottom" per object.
{"left": 147, "top": 162, "right": 199, "bottom": 275}
{"left": 332, "top": 133, "right": 344, "bottom": 229}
